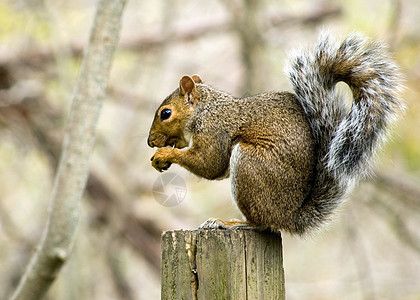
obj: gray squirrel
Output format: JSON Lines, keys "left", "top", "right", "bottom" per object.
{"left": 148, "top": 32, "right": 404, "bottom": 235}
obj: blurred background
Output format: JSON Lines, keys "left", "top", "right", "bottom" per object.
{"left": 1, "top": 0, "right": 420, "bottom": 299}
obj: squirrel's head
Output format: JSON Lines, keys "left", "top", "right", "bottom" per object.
{"left": 148, "top": 74, "right": 202, "bottom": 149}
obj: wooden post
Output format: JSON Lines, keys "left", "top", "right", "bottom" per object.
{"left": 161, "top": 229, "right": 285, "bottom": 299}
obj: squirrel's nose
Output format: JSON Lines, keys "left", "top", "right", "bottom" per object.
{"left": 147, "top": 137, "right": 155, "bottom": 148}
{"left": 148, "top": 133, "right": 167, "bottom": 148}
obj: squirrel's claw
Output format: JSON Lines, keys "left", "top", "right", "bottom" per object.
{"left": 151, "top": 153, "right": 172, "bottom": 172}
{"left": 151, "top": 159, "right": 172, "bottom": 172}
{"left": 199, "top": 218, "right": 256, "bottom": 230}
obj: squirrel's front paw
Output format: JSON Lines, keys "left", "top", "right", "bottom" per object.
{"left": 151, "top": 147, "right": 175, "bottom": 172}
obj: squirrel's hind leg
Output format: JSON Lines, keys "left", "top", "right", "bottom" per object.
{"left": 230, "top": 142, "right": 310, "bottom": 233}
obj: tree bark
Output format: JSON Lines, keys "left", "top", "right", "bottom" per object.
{"left": 9, "top": 0, "right": 127, "bottom": 299}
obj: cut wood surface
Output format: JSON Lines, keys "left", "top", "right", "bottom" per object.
{"left": 161, "top": 229, "right": 285, "bottom": 300}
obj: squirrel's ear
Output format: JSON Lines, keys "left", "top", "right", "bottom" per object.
{"left": 191, "top": 74, "right": 202, "bottom": 84}
{"left": 179, "top": 75, "right": 196, "bottom": 96}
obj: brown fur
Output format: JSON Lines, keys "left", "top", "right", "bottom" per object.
{"left": 148, "top": 33, "right": 403, "bottom": 235}
{"left": 149, "top": 78, "right": 316, "bottom": 233}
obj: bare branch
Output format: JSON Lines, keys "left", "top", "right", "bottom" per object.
{"left": 267, "top": 4, "right": 342, "bottom": 27}
{"left": 371, "top": 173, "right": 420, "bottom": 209}
{"left": 0, "top": 5, "right": 342, "bottom": 70}
{"left": 367, "top": 196, "right": 420, "bottom": 257}
{"left": 9, "top": 0, "right": 127, "bottom": 299}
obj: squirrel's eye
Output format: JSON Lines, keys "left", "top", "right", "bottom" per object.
{"left": 160, "top": 108, "right": 172, "bottom": 121}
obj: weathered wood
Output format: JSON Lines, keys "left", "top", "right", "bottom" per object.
{"left": 161, "top": 229, "right": 285, "bottom": 299}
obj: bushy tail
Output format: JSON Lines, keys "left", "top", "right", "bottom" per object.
{"left": 285, "top": 32, "right": 404, "bottom": 234}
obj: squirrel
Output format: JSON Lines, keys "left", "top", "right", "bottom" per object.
{"left": 147, "top": 32, "right": 404, "bottom": 235}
